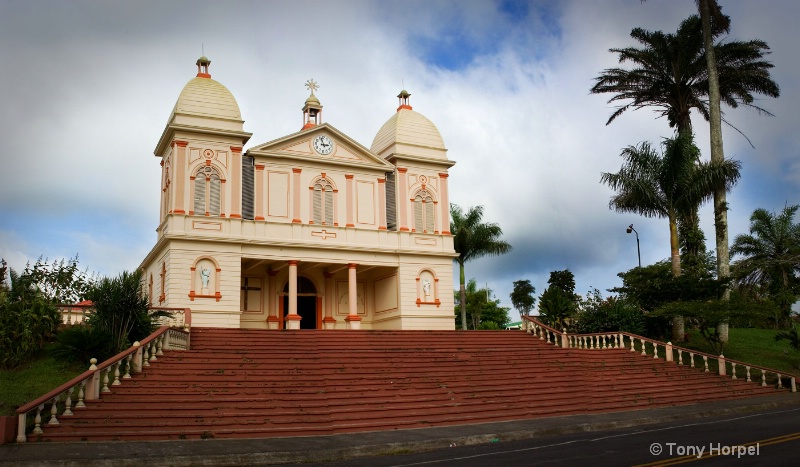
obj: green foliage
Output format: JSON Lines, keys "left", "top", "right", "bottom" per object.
{"left": 450, "top": 204, "right": 512, "bottom": 330}
{"left": 576, "top": 288, "right": 645, "bottom": 335}
{"left": 0, "top": 355, "right": 84, "bottom": 416}
{"left": 731, "top": 205, "right": 800, "bottom": 328}
{"left": 49, "top": 325, "right": 116, "bottom": 364}
{"left": 0, "top": 298, "right": 60, "bottom": 369}
{"left": 537, "top": 287, "right": 575, "bottom": 330}
{"left": 775, "top": 324, "right": 800, "bottom": 351}
{"left": 87, "top": 269, "right": 169, "bottom": 353}
{"left": 509, "top": 280, "right": 536, "bottom": 317}
{"left": 547, "top": 270, "right": 576, "bottom": 297}
{"left": 0, "top": 257, "right": 92, "bottom": 369}
{"left": 453, "top": 279, "right": 511, "bottom": 330}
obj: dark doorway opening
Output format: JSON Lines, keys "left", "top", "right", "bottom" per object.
{"left": 282, "top": 277, "right": 318, "bottom": 329}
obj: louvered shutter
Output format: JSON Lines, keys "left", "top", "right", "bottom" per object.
{"left": 324, "top": 186, "right": 334, "bottom": 225}
{"left": 193, "top": 176, "right": 205, "bottom": 214}
{"left": 209, "top": 173, "right": 221, "bottom": 216}
{"left": 242, "top": 155, "right": 255, "bottom": 220}
{"left": 425, "top": 196, "right": 435, "bottom": 233}
{"left": 414, "top": 195, "right": 423, "bottom": 232}
{"left": 385, "top": 172, "right": 396, "bottom": 231}
{"left": 312, "top": 185, "right": 322, "bottom": 224}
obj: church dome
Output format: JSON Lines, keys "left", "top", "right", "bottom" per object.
{"left": 370, "top": 91, "right": 447, "bottom": 160}
{"left": 171, "top": 76, "right": 242, "bottom": 122}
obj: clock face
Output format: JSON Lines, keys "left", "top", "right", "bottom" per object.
{"left": 313, "top": 135, "right": 334, "bottom": 155}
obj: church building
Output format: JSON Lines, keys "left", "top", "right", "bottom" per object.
{"left": 139, "top": 57, "right": 457, "bottom": 330}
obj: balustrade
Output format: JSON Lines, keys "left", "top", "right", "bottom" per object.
{"left": 15, "top": 326, "right": 190, "bottom": 443}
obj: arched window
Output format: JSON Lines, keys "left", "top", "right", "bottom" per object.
{"left": 413, "top": 189, "right": 436, "bottom": 233}
{"left": 193, "top": 166, "right": 221, "bottom": 216}
{"left": 311, "top": 177, "right": 335, "bottom": 225}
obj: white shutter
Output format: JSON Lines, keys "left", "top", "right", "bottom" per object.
{"left": 312, "top": 185, "right": 322, "bottom": 224}
{"left": 209, "top": 173, "right": 221, "bottom": 216}
{"left": 324, "top": 187, "right": 334, "bottom": 225}
{"left": 425, "top": 197, "right": 435, "bottom": 233}
{"left": 193, "top": 176, "right": 205, "bottom": 214}
{"left": 414, "top": 195, "right": 423, "bottom": 231}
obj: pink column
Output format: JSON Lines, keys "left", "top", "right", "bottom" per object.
{"left": 345, "top": 175, "right": 355, "bottom": 227}
{"left": 344, "top": 263, "right": 361, "bottom": 329}
{"left": 230, "top": 146, "right": 243, "bottom": 218}
{"left": 255, "top": 165, "right": 265, "bottom": 221}
{"left": 292, "top": 168, "right": 302, "bottom": 223}
{"left": 323, "top": 272, "right": 336, "bottom": 329}
{"left": 377, "top": 177, "right": 387, "bottom": 230}
{"left": 285, "top": 261, "right": 301, "bottom": 329}
{"left": 172, "top": 141, "right": 188, "bottom": 214}
{"left": 397, "top": 168, "right": 408, "bottom": 231}
{"left": 267, "top": 270, "right": 279, "bottom": 329}
{"left": 439, "top": 173, "right": 451, "bottom": 234}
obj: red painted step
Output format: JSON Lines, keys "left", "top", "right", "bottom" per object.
{"left": 29, "top": 328, "right": 780, "bottom": 442}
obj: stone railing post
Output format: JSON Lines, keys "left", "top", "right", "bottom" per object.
{"left": 718, "top": 355, "right": 726, "bottom": 376}
{"left": 561, "top": 330, "right": 569, "bottom": 348}
{"left": 131, "top": 341, "right": 142, "bottom": 373}
{"left": 85, "top": 359, "right": 100, "bottom": 401}
{"left": 665, "top": 342, "right": 673, "bottom": 362}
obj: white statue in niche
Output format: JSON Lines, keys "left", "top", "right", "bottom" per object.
{"left": 200, "top": 267, "right": 211, "bottom": 293}
{"left": 422, "top": 279, "right": 431, "bottom": 298}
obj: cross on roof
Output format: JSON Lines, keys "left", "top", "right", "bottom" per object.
{"left": 305, "top": 78, "right": 319, "bottom": 95}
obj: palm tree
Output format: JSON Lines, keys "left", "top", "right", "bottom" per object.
{"left": 592, "top": 11, "right": 779, "bottom": 300}
{"left": 450, "top": 204, "right": 512, "bottom": 330}
{"left": 601, "top": 132, "right": 740, "bottom": 277}
{"left": 731, "top": 205, "right": 800, "bottom": 326}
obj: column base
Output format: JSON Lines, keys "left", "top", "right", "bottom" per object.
{"left": 345, "top": 315, "right": 362, "bottom": 330}
{"left": 285, "top": 314, "right": 302, "bottom": 330}
{"left": 267, "top": 316, "right": 281, "bottom": 330}
{"left": 322, "top": 317, "right": 337, "bottom": 330}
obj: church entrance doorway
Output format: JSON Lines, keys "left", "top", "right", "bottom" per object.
{"left": 282, "top": 277, "right": 319, "bottom": 329}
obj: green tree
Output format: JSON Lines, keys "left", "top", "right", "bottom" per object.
{"left": 731, "top": 205, "right": 800, "bottom": 327}
{"left": 592, "top": 10, "right": 779, "bottom": 305}
{"left": 450, "top": 204, "right": 512, "bottom": 331}
{"left": 576, "top": 288, "right": 645, "bottom": 335}
{"left": 509, "top": 280, "right": 536, "bottom": 318}
{"left": 601, "top": 131, "right": 740, "bottom": 276}
{"left": 453, "top": 279, "right": 510, "bottom": 330}
{"left": 537, "top": 287, "right": 574, "bottom": 330}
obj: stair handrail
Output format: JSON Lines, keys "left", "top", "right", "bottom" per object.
{"left": 522, "top": 315, "right": 796, "bottom": 393}
{"left": 57, "top": 305, "right": 191, "bottom": 329}
{"left": 14, "top": 325, "right": 190, "bottom": 443}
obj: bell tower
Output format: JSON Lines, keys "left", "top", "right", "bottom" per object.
{"left": 301, "top": 79, "right": 323, "bottom": 130}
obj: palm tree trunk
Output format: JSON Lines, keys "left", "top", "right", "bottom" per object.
{"left": 700, "top": 0, "right": 730, "bottom": 342}
{"left": 669, "top": 211, "right": 685, "bottom": 340}
{"left": 459, "top": 262, "right": 467, "bottom": 330}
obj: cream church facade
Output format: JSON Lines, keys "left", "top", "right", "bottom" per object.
{"left": 140, "top": 57, "right": 457, "bottom": 330}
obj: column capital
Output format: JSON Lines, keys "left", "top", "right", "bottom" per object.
{"left": 288, "top": 260, "right": 299, "bottom": 266}
{"left": 348, "top": 263, "right": 358, "bottom": 269}
{"left": 230, "top": 146, "right": 243, "bottom": 153}
{"left": 438, "top": 172, "right": 449, "bottom": 179}
{"left": 292, "top": 168, "right": 302, "bottom": 174}
{"left": 345, "top": 174, "right": 354, "bottom": 180}
{"left": 173, "top": 140, "right": 189, "bottom": 148}
{"left": 397, "top": 167, "right": 408, "bottom": 174}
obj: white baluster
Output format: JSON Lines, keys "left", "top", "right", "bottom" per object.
{"left": 653, "top": 343, "right": 659, "bottom": 359}
{"left": 112, "top": 361, "right": 122, "bottom": 386}
{"left": 745, "top": 366, "right": 751, "bottom": 382}
{"left": 63, "top": 389, "right": 73, "bottom": 416}
{"left": 703, "top": 356, "right": 709, "bottom": 372}
{"left": 640, "top": 339, "right": 647, "bottom": 356}
{"left": 156, "top": 335, "right": 165, "bottom": 356}
{"left": 101, "top": 368, "right": 111, "bottom": 393}
{"left": 149, "top": 340, "right": 158, "bottom": 362}
{"left": 143, "top": 343, "right": 151, "bottom": 367}
{"left": 545, "top": 330, "right": 551, "bottom": 344}
{"left": 48, "top": 397, "right": 60, "bottom": 426}
{"left": 731, "top": 362, "right": 737, "bottom": 379}
{"left": 761, "top": 370, "right": 767, "bottom": 387}
{"left": 123, "top": 354, "right": 132, "bottom": 379}
{"left": 76, "top": 380, "right": 86, "bottom": 408}
{"left": 777, "top": 374, "right": 783, "bottom": 389}
{"left": 630, "top": 337, "right": 636, "bottom": 352}
{"left": 689, "top": 352, "right": 695, "bottom": 368}
{"left": 602, "top": 336, "right": 607, "bottom": 349}
{"left": 33, "top": 405, "right": 44, "bottom": 434}
{"left": 677, "top": 350, "right": 684, "bottom": 366}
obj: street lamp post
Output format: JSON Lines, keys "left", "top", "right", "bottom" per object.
{"left": 626, "top": 224, "right": 641, "bottom": 268}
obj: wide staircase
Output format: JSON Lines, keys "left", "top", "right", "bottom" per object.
{"left": 37, "top": 328, "right": 777, "bottom": 442}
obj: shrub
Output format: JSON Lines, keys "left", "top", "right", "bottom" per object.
{"left": 49, "top": 325, "right": 116, "bottom": 364}
{"left": 576, "top": 289, "right": 645, "bottom": 335}
{"left": 0, "top": 299, "right": 60, "bottom": 369}
{"left": 87, "top": 269, "right": 170, "bottom": 353}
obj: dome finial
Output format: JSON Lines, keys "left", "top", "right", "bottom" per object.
{"left": 196, "top": 56, "right": 211, "bottom": 78}
{"left": 397, "top": 89, "right": 412, "bottom": 112}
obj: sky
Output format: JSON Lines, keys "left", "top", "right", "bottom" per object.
{"left": 1, "top": 0, "right": 799, "bottom": 320}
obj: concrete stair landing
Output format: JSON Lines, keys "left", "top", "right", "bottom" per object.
{"left": 37, "top": 328, "right": 776, "bottom": 442}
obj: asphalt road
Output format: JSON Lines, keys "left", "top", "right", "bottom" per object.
{"left": 310, "top": 406, "right": 800, "bottom": 467}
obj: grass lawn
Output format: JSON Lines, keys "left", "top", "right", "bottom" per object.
{"left": 0, "top": 353, "right": 85, "bottom": 417}
{"left": 681, "top": 328, "right": 800, "bottom": 377}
